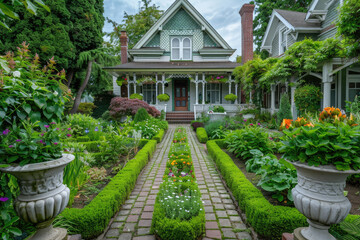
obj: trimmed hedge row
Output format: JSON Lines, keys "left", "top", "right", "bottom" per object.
{"left": 196, "top": 127, "right": 208, "bottom": 143}
{"left": 60, "top": 139, "right": 157, "bottom": 239}
{"left": 152, "top": 129, "right": 165, "bottom": 143}
{"left": 207, "top": 140, "right": 360, "bottom": 239}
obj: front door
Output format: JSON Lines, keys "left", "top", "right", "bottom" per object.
{"left": 174, "top": 80, "right": 188, "bottom": 111}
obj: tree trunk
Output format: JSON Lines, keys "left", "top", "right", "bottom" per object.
{"left": 69, "top": 60, "right": 94, "bottom": 114}
{"left": 66, "top": 69, "right": 75, "bottom": 87}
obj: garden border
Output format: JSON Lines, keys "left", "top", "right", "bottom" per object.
{"left": 196, "top": 127, "right": 208, "bottom": 143}
{"left": 60, "top": 139, "right": 157, "bottom": 239}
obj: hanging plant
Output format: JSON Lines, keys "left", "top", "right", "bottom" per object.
{"left": 205, "top": 75, "right": 228, "bottom": 83}
{"left": 157, "top": 94, "right": 170, "bottom": 102}
{"left": 116, "top": 75, "right": 128, "bottom": 86}
{"left": 224, "top": 94, "right": 237, "bottom": 102}
{"left": 130, "top": 93, "right": 143, "bottom": 100}
{"left": 137, "top": 75, "right": 155, "bottom": 85}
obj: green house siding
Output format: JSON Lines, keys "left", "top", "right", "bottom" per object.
{"left": 204, "top": 32, "right": 220, "bottom": 47}
{"left": 322, "top": 0, "right": 339, "bottom": 29}
{"left": 145, "top": 33, "right": 161, "bottom": 47}
{"left": 271, "top": 33, "right": 279, "bottom": 57}
{"left": 163, "top": 8, "right": 200, "bottom": 30}
{"left": 318, "top": 27, "right": 337, "bottom": 41}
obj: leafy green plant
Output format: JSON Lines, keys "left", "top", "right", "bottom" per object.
{"left": 294, "top": 85, "right": 322, "bottom": 114}
{"left": 134, "top": 108, "right": 150, "bottom": 123}
{"left": 346, "top": 95, "right": 360, "bottom": 115}
{"left": 211, "top": 105, "right": 225, "bottom": 113}
{"left": 240, "top": 108, "right": 259, "bottom": 115}
{"left": 77, "top": 103, "right": 96, "bottom": 115}
{"left": 210, "top": 126, "right": 227, "bottom": 140}
{"left": 224, "top": 94, "right": 237, "bottom": 102}
{"left": 281, "top": 122, "right": 360, "bottom": 170}
{"left": 157, "top": 94, "right": 170, "bottom": 102}
{"left": 339, "top": 217, "right": 360, "bottom": 240}
{"left": 277, "top": 93, "right": 292, "bottom": 125}
{"left": 204, "top": 120, "right": 225, "bottom": 138}
{"left": 130, "top": 93, "right": 143, "bottom": 100}
{"left": 0, "top": 43, "right": 69, "bottom": 129}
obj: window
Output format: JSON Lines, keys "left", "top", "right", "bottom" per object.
{"left": 171, "top": 37, "right": 192, "bottom": 60}
{"left": 142, "top": 84, "right": 156, "bottom": 104}
{"left": 348, "top": 82, "right": 360, "bottom": 102}
{"left": 206, "top": 83, "right": 221, "bottom": 104}
{"left": 279, "top": 28, "right": 287, "bottom": 55}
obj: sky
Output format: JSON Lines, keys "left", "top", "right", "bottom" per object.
{"left": 103, "top": 0, "right": 250, "bottom": 61}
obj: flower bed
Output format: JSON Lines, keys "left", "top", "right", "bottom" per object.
{"left": 152, "top": 127, "right": 205, "bottom": 240}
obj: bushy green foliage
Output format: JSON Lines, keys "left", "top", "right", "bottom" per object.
{"left": 224, "top": 94, "right": 237, "bottom": 102}
{"left": 212, "top": 105, "right": 225, "bottom": 113}
{"left": 224, "top": 126, "right": 276, "bottom": 160}
{"left": 277, "top": 94, "right": 292, "bottom": 125}
{"left": 294, "top": 85, "right": 322, "bottom": 114}
{"left": 134, "top": 108, "right": 150, "bottom": 123}
{"left": 281, "top": 122, "right": 360, "bottom": 170}
{"left": 157, "top": 94, "right": 170, "bottom": 102}
{"left": 204, "top": 120, "right": 225, "bottom": 138}
{"left": 77, "top": 103, "right": 96, "bottom": 115}
{"left": 346, "top": 95, "right": 360, "bottom": 114}
{"left": 60, "top": 140, "right": 157, "bottom": 239}
{"left": 152, "top": 129, "right": 165, "bottom": 143}
{"left": 134, "top": 118, "right": 168, "bottom": 139}
{"left": 196, "top": 127, "right": 208, "bottom": 143}
{"left": 130, "top": 93, "right": 143, "bottom": 100}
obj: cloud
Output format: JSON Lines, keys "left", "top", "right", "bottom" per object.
{"left": 103, "top": 0, "right": 249, "bottom": 61}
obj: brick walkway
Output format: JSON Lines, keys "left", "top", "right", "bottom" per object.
{"left": 101, "top": 125, "right": 253, "bottom": 240}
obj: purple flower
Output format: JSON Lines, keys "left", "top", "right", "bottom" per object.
{"left": 0, "top": 197, "right": 9, "bottom": 202}
{"left": 269, "top": 137, "right": 273, "bottom": 141}
{"left": 67, "top": 128, "right": 71, "bottom": 131}
{"left": 44, "top": 125, "right": 50, "bottom": 128}
{"left": 243, "top": 119, "right": 247, "bottom": 122}
{"left": 56, "top": 128, "right": 59, "bottom": 131}
{"left": 258, "top": 123, "right": 261, "bottom": 126}
{"left": 9, "top": 145, "right": 14, "bottom": 148}
{"left": 2, "top": 129, "right": 10, "bottom": 135}
{"left": 41, "top": 133, "right": 44, "bottom": 136}
{"left": 53, "top": 142, "right": 58, "bottom": 145}
{"left": 50, "top": 122, "right": 56, "bottom": 125}
{"left": 16, "top": 139, "right": 21, "bottom": 142}
{"left": 67, "top": 134, "right": 72, "bottom": 137}
{"left": 39, "top": 140, "right": 44, "bottom": 144}
{"left": 94, "top": 127, "right": 98, "bottom": 132}
{"left": 216, "top": 77, "right": 220, "bottom": 80}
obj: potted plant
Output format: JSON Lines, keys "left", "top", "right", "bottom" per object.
{"left": 0, "top": 121, "right": 74, "bottom": 240}
{"left": 130, "top": 93, "right": 143, "bottom": 100}
{"left": 224, "top": 94, "right": 237, "bottom": 103}
{"left": 116, "top": 74, "right": 128, "bottom": 86}
{"left": 281, "top": 110, "right": 360, "bottom": 240}
{"left": 208, "top": 105, "right": 226, "bottom": 122}
{"left": 157, "top": 93, "right": 170, "bottom": 103}
{"left": 240, "top": 108, "right": 258, "bottom": 120}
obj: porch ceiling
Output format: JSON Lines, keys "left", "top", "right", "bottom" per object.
{"left": 103, "top": 61, "right": 240, "bottom": 73}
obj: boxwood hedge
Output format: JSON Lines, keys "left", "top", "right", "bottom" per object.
{"left": 196, "top": 127, "right": 208, "bottom": 143}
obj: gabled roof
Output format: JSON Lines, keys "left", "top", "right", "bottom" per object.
{"left": 133, "top": 0, "right": 233, "bottom": 50}
{"left": 305, "top": 0, "right": 337, "bottom": 22}
{"left": 261, "top": 9, "right": 321, "bottom": 51}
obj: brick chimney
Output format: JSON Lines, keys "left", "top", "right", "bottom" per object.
{"left": 120, "top": 31, "right": 128, "bottom": 64}
{"left": 239, "top": 4, "right": 255, "bottom": 64}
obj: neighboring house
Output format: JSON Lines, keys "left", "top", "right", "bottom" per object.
{"left": 260, "top": 0, "right": 359, "bottom": 116}
{"left": 105, "top": 0, "right": 256, "bottom": 121}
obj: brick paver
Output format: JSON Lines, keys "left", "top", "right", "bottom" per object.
{"left": 101, "top": 125, "right": 253, "bottom": 240}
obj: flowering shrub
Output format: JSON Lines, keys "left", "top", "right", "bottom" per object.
{"left": 116, "top": 75, "right": 128, "bottom": 86}
{"left": 205, "top": 75, "right": 228, "bottom": 83}
{"left": 0, "top": 120, "right": 72, "bottom": 166}
{"left": 0, "top": 42, "right": 69, "bottom": 128}
{"left": 109, "top": 97, "right": 160, "bottom": 120}
{"left": 281, "top": 108, "right": 360, "bottom": 170}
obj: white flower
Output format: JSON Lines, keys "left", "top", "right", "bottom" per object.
{"left": 54, "top": 91, "right": 59, "bottom": 96}
{"left": 13, "top": 71, "right": 21, "bottom": 78}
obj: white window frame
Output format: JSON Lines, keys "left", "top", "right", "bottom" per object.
{"left": 142, "top": 84, "right": 156, "bottom": 104}
{"left": 206, "top": 83, "right": 221, "bottom": 104}
{"left": 279, "top": 27, "right": 287, "bottom": 55}
{"left": 171, "top": 36, "right": 192, "bottom": 61}
{"left": 346, "top": 68, "right": 360, "bottom": 102}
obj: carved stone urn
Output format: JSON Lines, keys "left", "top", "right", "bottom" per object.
{"left": 291, "top": 161, "right": 360, "bottom": 240}
{"left": 0, "top": 154, "right": 74, "bottom": 240}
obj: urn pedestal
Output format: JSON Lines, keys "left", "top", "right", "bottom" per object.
{"left": 290, "top": 161, "right": 359, "bottom": 240}
{"left": 0, "top": 154, "right": 74, "bottom": 240}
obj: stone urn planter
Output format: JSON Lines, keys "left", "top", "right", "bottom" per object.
{"left": 0, "top": 154, "right": 74, "bottom": 240}
{"left": 243, "top": 113, "right": 255, "bottom": 120}
{"left": 208, "top": 112, "right": 227, "bottom": 122}
{"left": 290, "top": 161, "right": 360, "bottom": 240}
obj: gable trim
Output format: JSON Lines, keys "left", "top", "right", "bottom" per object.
{"left": 133, "top": 0, "right": 232, "bottom": 50}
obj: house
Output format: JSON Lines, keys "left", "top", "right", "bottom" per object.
{"left": 260, "top": 0, "right": 359, "bottom": 116}
{"left": 105, "top": 0, "right": 256, "bottom": 121}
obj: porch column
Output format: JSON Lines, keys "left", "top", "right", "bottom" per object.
{"left": 195, "top": 73, "right": 199, "bottom": 104}
{"left": 127, "top": 80, "right": 130, "bottom": 99}
{"left": 133, "top": 73, "right": 137, "bottom": 94}
{"left": 202, "top": 73, "right": 205, "bottom": 105}
{"left": 249, "top": 91, "right": 252, "bottom": 103}
{"left": 162, "top": 73, "right": 165, "bottom": 94}
{"left": 235, "top": 84, "right": 238, "bottom": 104}
{"left": 290, "top": 77, "right": 297, "bottom": 119}
{"left": 271, "top": 84, "right": 276, "bottom": 115}
{"left": 322, "top": 62, "right": 333, "bottom": 108}
{"left": 155, "top": 73, "right": 158, "bottom": 105}
{"left": 228, "top": 74, "right": 232, "bottom": 94}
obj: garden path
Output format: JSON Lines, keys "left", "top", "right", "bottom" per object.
{"left": 100, "top": 125, "right": 252, "bottom": 240}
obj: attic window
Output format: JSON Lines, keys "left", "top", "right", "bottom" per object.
{"left": 171, "top": 37, "right": 192, "bottom": 60}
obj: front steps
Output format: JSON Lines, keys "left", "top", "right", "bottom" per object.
{"left": 166, "top": 112, "right": 194, "bottom": 123}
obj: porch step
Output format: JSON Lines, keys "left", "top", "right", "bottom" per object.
{"left": 166, "top": 112, "right": 194, "bottom": 123}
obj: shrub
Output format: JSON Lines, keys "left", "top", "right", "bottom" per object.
{"left": 204, "top": 120, "right": 224, "bottom": 138}
{"left": 92, "top": 92, "right": 114, "bottom": 119}
{"left": 277, "top": 93, "right": 292, "bottom": 125}
{"left": 212, "top": 105, "right": 225, "bottom": 113}
{"left": 109, "top": 97, "right": 160, "bottom": 120}
{"left": 130, "top": 93, "right": 143, "bottom": 100}
{"left": 134, "top": 108, "right": 150, "bottom": 123}
{"left": 224, "top": 94, "right": 237, "bottom": 102}
{"left": 134, "top": 118, "right": 168, "bottom": 139}
{"left": 101, "top": 110, "right": 111, "bottom": 121}
{"left": 196, "top": 127, "right": 208, "bottom": 143}
{"left": 77, "top": 103, "right": 96, "bottom": 115}
{"left": 224, "top": 126, "right": 276, "bottom": 160}
{"left": 60, "top": 140, "right": 157, "bottom": 239}
{"left": 294, "top": 85, "right": 322, "bottom": 114}
{"left": 157, "top": 94, "right": 170, "bottom": 102}
{"left": 191, "top": 121, "right": 204, "bottom": 131}
{"left": 152, "top": 129, "right": 165, "bottom": 143}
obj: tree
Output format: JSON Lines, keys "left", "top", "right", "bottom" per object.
{"left": 253, "top": 0, "right": 312, "bottom": 54}
{"left": 277, "top": 93, "right": 293, "bottom": 125}
{"left": 105, "top": 0, "right": 163, "bottom": 52}
{"left": 337, "top": 0, "right": 360, "bottom": 58}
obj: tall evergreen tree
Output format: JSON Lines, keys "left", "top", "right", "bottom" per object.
{"left": 253, "top": 0, "right": 312, "bottom": 55}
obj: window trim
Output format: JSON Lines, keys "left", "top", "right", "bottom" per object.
{"left": 170, "top": 36, "right": 192, "bottom": 61}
